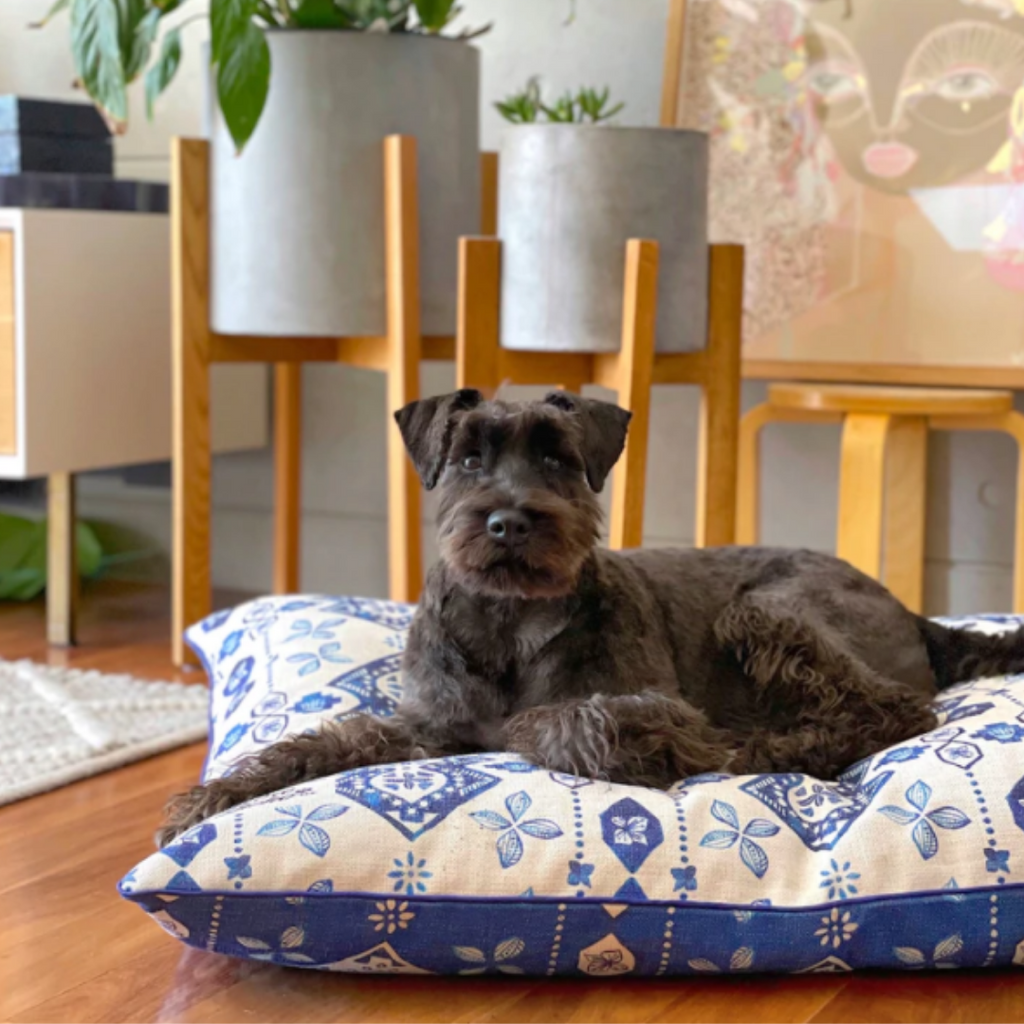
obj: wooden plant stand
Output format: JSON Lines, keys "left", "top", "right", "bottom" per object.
{"left": 171, "top": 135, "right": 483, "bottom": 666}
{"left": 457, "top": 238, "right": 745, "bottom": 550}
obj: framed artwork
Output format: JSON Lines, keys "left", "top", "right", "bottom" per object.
{"left": 662, "top": 0, "right": 1024, "bottom": 386}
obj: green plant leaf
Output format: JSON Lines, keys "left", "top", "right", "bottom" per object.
{"left": 216, "top": 14, "right": 270, "bottom": 151}
{"left": 125, "top": 5, "right": 162, "bottom": 81}
{"left": 540, "top": 92, "right": 577, "bottom": 123}
{"left": 70, "top": 0, "right": 129, "bottom": 126}
{"left": 496, "top": 77, "right": 542, "bottom": 124}
{"left": 210, "top": 0, "right": 255, "bottom": 65}
{"left": 145, "top": 25, "right": 181, "bottom": 117}
{"left": 291, "top": 0, "right": 351, "bottom": 27}
{"left": 413, "top": 0, "right": 455, "bottom": 32}
{"left": 28, "top": 0, "right": 71, "bottom": 29}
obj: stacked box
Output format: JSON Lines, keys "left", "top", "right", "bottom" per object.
{"left": 0, "top": 97, "right": 113, "bottom": 176}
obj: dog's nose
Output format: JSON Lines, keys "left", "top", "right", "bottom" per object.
{"left": 486, "top": 509, "right": 532, "bottom": 545}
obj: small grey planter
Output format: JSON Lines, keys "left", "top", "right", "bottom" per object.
{"left": 209, "top": 32, "right": 480, "bottom": 338}
{"left": 499, "top": 125, "right": 708, "bottom": 353}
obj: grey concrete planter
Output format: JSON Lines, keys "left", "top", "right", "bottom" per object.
{"left": 209, "top": 32, "right": 480, "bottom": 338}
{"left": 499, "top": 125, "right": 708, "bottom": 353}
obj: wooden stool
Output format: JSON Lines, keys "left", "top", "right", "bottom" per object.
{"left": 458, "top": 238, "right": 744, "bottom": 549}
{"left": 171, "top": 136, "right": 495, "bottom": 667}
{"left": 738, "top": 383, "right": 1024, "bottom": 613}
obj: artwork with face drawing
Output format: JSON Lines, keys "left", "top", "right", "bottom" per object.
{"left": 674, "top": 0, "right": 1024, "bottom": 376}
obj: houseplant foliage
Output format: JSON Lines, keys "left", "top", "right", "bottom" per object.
{"left": 34, "top": 0, "right": 483, "bottom": 151}
{"left": 496, "top": 78, "right": 625, "bottom": 125}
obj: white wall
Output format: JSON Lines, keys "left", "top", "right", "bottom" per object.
{"left": 6, "top": 0, "right": 1019, "bottom": 613}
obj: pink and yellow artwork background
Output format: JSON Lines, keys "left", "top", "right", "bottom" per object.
{"left": 677, "top": 0, "right": 1024, "bottom": 372}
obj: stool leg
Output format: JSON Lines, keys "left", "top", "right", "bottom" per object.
{"left": 695, "top": 244, "right": 743, "bottom": 548}
{"left": 609, "top": 239, "right": 658, "bottom": 551}
{"left": 993, "top": 410, "right": 1024, "bottom": 614}
{"left": 737, "top": 404, "right": 778, "bottom": 546}
{"left": 837, "top": 413, "right": 892, "bottom": 581}
{"left": 384, "top": 135, "right": 423, "bottom": 604}
{"left": 882, "top": 416, "right": 927, "bottom": 612}
{"left": 273, "top": 363, "right": 302, "bottom": 594}
{"left": 47, "top": 472, "right": 77, "bottom": 647}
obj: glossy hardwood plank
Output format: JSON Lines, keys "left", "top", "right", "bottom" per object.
{"left": 809, "top": 971, "right": 1024, "bottom": 1023}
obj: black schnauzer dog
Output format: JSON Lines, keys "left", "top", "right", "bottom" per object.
{"left": 158, "top": 390, "right": 1024, "bottom": 845}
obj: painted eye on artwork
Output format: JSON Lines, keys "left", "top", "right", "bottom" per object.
{"left": 807, "top": 65, "right": 864, "bottom": 104}
{"left": 934, "top": 69, "right": 1000, "bottom": 103}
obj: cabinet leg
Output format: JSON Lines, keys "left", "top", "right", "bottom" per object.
{"left": 47, "top": 472, "right": 77, "bottom": 647}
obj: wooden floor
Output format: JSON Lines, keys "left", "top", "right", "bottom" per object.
{"left": 2, "top": 583, "right": 1024, "bottom": 1024}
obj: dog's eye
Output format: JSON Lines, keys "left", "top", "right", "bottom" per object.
{"left": 543, "top": 455, "right": 562, "bottom": 471}
{"left": 461, "top": 453, "right": 482, "bottom": 472}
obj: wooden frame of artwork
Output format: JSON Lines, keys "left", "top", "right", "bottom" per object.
{"left": 660, "top": 0, "right": 1024, "bottom": 388}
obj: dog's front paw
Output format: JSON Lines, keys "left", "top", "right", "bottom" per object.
{"left": 504, "top": 699, "right": 614, "bottom": 780}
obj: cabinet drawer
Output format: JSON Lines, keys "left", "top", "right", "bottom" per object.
{"left": 0, "top": 232, "right": 13, "bottom": 455}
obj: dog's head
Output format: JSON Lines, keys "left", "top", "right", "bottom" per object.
{"left": 395, "top": 390, "right": 631, "bottom": 599}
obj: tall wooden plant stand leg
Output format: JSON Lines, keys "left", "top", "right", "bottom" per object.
{"left": 171, "top": 134, "right": 462, "bottom": 667}
{"left": 457, "top": 240, "right": 744, "bottom": 551}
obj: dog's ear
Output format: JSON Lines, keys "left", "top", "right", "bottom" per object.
{"left": 543, "top": 392, "right": 631, "bottom": 492}
{"left": 393, "top": 389, "right": 484, "bottom": 490}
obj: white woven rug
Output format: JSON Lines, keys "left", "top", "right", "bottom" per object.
{"left": 0, "top": 659, "right": 208, "bottom": 806}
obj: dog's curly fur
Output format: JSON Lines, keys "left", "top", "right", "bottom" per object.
{"left": 157, "top": 390, "right": 1024, "bottom": 847}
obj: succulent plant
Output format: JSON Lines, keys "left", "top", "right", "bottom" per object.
{"left": 496, "top": 78, "right": 625, "bottom": 125}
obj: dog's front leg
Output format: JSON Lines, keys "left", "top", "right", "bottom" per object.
{"left": 156, "top": 711, "right": 449, "bottom": 847}
{"left": 503, "top": 691, "right": 733, "bottom": 788}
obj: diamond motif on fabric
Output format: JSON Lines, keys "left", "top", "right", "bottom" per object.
{"left": 600, "top": 797, "right": 663, "bottom": 872}
{"left": 795, "top": 955, "right": 852, "bottom": 974}
{"left": 1007, "top": 773, "right": 1024, "bottom": 834}
{"left": 327, "top": 655, "right": 404, "bottom": 720}
{"left": 935, "top": 738, "right": 982, "bottom": 771}
{"left": 251, "top": 692, "right": 289, "bottom": 745}
{"left": 740, "top": 767, "right": 892, "bottom": 851}
{"left": 577, "top": 934, "right": 636, "bottom": 976}
{"left": 614, "top": 877, "right": 647, "bottom": 900}
{"left": 160, "top": 823, "right": 217, "bottom": 866}
{"left": 325, "top": 942, "right": 431, "bottom": 974}
{"left": 335, "top": 760, "right": 501, "bottom": 840}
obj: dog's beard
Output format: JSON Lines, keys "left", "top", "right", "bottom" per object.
{"left": 438, "top": 490, "right": 600, "bottom": 600}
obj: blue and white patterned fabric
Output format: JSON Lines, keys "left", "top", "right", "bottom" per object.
{"left": 120, "top": 598, "right": 1024, "bottom": 976}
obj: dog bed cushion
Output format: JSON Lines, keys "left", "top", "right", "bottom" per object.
{"left": 120, "top": 596, "right": 1024, "bottom": 976}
